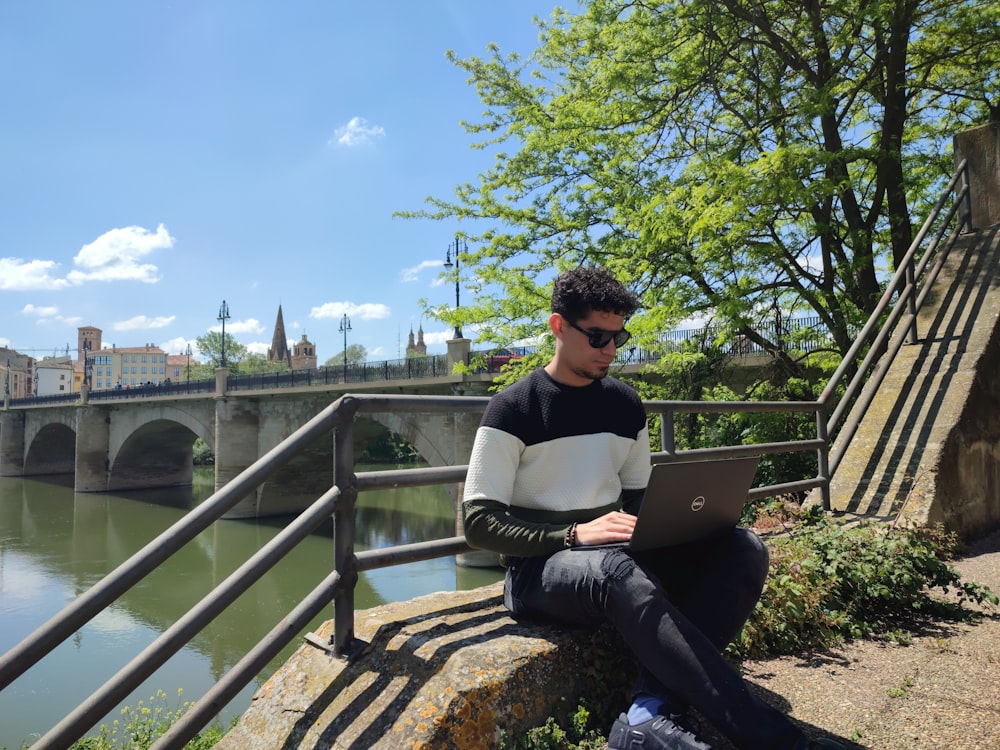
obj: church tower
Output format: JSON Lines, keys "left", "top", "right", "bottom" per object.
{"left": 267, "top": 305, "right": 292, "bottom": 367}
{"left": 292, "top": 332, "right": 317, "bottom": 371}
{"left": 406, "top": 324, "right": 427, "bottom": 357}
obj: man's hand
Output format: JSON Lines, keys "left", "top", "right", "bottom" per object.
{"left": 575, "top": 510, "right": 636, "bottom": 546}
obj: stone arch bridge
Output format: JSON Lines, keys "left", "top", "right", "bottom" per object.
{"left": 0, "top": 374, "right": 495, "bottom": 518}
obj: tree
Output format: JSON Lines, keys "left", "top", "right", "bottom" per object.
{"left": 195, "top": 330, "right": 248, "bottom": 369}
{"left": 324, "top": 344, "right": 368, "bottom": 368}
{"left": 405, "top": 0, "right": 1000, "bottom": 377}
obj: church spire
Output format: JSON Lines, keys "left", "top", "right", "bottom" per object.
{"left": 267, "top": 305, "right": 292, "bottom": 366}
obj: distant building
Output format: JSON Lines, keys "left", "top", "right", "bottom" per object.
{"left": 1, "top": 347, "right": 35, "bottom": 398}
{"left": 74, "top": 327, "right": 169, "bottom": 389}
{"left": 406, "top": 324, "right": 427, "bottom": 357}
{"left": 35, "top": 357, "right": 74, "bottom": 396}
{"left": 292, "top": 333, "right": 317, "bottom": 371}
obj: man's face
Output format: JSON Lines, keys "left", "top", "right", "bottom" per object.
{"left": 556, "top": 309, "right": 627, "bottom": 383}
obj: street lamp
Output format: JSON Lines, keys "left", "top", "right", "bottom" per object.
{"left": 82, "top": 341, "right": 92, "bottom": 388}
{"left": 185, "top": 343, "right": 192, "bottom": 384}
{"left": 339, "top": 314, "right": 352, "bottom": 381}
{"left": 443, "top": 235, "right": 466, "bottom": 339}
{"left": 217, "top": 300, "right": 231, "bottom": 368}
{"left": 4, "top": 359, "right": 9, "bottom": 396}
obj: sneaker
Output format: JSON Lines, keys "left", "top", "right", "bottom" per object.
{"left": 793, "top": 737, "right": 846, "bottom": 750}
{"left": 607, "top": 712, "right": 711, "bottom": 750}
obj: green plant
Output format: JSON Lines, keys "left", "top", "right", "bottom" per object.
{"left": 65, "top": 690, "right": 232, "bottom": 750}
{"left": 730, "top": 511, "right": 998, "bottom": 659}
{"left": 498, "top": 702, "right": 606, "bottom": 750}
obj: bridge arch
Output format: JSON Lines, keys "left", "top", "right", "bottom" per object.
{"left": 24, "top": 421, "right": 76, "bottom": 476}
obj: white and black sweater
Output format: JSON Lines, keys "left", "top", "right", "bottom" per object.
{"left": 462, "top": 368, "right": 650, "bottom": 557}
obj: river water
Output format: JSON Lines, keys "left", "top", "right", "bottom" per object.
{"left": 0, "top": 468, "right": 503, "bottom": 748}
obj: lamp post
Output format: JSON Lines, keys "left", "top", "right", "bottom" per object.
{"left": 217, "top": 300, "right": 231, "bottom": 368}
{"left": 443, "top": 235, "right": 466, "bottom": 339}
{"left": 339, "top": 314, "right": 352, "bottom": 381}
{"left": 82, "top": 341, "right": 92, "bottom": 389}
{"left": 185, "top": 343, "right": 192, "bottom": 384}
{"left": 4, "top": 358, "right": 9, "bottom": 396}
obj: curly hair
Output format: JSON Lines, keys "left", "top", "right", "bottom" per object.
{"left": 550, "top": 266, "right": 640, "bottom": 321}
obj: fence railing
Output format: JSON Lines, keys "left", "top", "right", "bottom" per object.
{"left": 0, "top": 160, "right": 973, "bottom": 749}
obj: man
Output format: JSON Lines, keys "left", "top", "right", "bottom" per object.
{"left": 462, "top": 267, "right": 844, "bottom": 750}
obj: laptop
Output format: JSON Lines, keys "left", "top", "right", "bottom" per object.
{"left": 579, "top": 456, "right": 760, "bottom": 551}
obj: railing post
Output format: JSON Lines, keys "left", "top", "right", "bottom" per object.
{"left": 816, "top": 407, "right": 831, "bottom": 511}
{"left": 661, "top": 407, "right": 676, "bottom": 455}
{"left": 332, "top": 401, "right": 360, "bottom": 657}
{"left": 904, "top": 258, "right": 919, "bottom": 344}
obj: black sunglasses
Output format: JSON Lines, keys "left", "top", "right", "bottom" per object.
{"left": 565, "top": 318, "right": 632, "bottom": 349}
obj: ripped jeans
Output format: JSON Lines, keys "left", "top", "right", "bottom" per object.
{"left": 503, "top": 528, "right": 804, "bottom": 750}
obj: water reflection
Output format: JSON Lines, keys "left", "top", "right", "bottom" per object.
{"left": 0, "top": 469, "right": 501, "bottom": 747}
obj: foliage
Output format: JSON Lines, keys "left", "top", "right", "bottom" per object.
{"left": 195, "top": 330, "right": 247, "bottom": 370}
{"left": 730, "top": 507, "right": 999, "bottom": 660}
{"left": 498, "top": 701, "right": 607, "bottom": 750}
{"left": 323, "top": 343, "right": 368, "bottom": 368}
{"left": 236, "top": 354, "right": 291, "bottom": 375}
{"left": 360, "top": 430, "right": 419, "bottom": 464}
{"left": 402, "top": 0, "right": 1000, "bottom": 378}
{"left": 63, "top": 690, "right": 233, "bottom": 750}
{"left": 191, "top": 438, "right": 214, "bottom": 466}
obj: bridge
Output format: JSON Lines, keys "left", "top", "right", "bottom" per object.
{"left": 0, "top": 317, "right": 833, "bottom": 517}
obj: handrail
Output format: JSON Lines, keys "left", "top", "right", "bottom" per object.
{"left": 1, "top": 160, "right": 974, "bottom": 748}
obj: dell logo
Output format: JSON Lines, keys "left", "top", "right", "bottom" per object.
{"left": 691, "top": 496, "right": 706, "bottom": 512}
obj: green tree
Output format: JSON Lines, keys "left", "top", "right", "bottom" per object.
{"left": 405, "top": 0, "right": 1000, "bottom": 377}
{"left": 238, "top": 353, "right": 292, "bottom": 375}
{"left": 324, "top": 343, "right": 368, "bottom": 368}
{"left": 195, "top": 330, "right": 248, "bottom": 369}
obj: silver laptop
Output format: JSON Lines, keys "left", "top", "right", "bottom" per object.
{"left": 582, "top": 456, "right": 760, "bottom": 551}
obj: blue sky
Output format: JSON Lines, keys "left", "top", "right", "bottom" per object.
{"left": 0, "top": 1, "right": 559, "bottom": 363}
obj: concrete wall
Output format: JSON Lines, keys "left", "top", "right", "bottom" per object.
{"left": 955, "top": 123, "right": 1000, "bottom": 229}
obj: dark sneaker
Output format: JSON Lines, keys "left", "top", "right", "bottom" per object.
{"left": 607, "top": 712, "right": 711, "bottom": 750}
{"left": 793, "top": 737, "right": 846, "bottom": 750}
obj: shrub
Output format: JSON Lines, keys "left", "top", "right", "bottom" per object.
{"left": 731, "top": 506, "right": 999, "bottom": 659}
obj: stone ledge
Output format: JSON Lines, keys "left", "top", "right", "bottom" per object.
{"left": 214, "top": 582, "right": 634, "bottom": 750}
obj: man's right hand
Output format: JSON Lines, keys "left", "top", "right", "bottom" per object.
{"left": 575, "top": 510, "right": 636, "bottom": 546}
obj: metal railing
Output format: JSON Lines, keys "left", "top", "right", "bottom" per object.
{"left": 0, "top": 160, "right": 973, "bottom": 748}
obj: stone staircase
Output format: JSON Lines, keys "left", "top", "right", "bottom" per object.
{"left": 826, "top": 223, "right": 1000, "bottom": 537}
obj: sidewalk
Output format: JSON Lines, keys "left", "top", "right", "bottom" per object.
{"left": 703, "top": 528, "right": 1000, "bottom": 750}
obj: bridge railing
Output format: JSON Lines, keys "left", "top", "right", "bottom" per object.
{"left": 0, "top": 160, "right": 974, "bottom": 749}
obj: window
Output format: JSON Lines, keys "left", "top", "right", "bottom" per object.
{"left": 142, "top": 355, "right": 147, "bottom": 363}
{"left": 141, "top": 367, "right": 147, "bottom": 375}
{"left": 173, "top": 368, "right": 180, "bottom": 377}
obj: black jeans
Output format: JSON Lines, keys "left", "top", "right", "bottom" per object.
{"left": 504, "top": 528, "right": 804, "bottom": 750}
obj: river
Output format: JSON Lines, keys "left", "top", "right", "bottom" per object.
{"left": 0, "top": 468, "right": 503, "bottom": 748}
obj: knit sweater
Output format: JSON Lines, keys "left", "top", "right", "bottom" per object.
{"left": 462, "top": 368, "right": 650, "bottom": 557}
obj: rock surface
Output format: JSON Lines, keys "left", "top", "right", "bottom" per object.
{"left": 214, "top": 582, "right": 634, "bottom": 750}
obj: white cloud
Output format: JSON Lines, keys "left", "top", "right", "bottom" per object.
{"left": 421, "top": 329, "right": 457, "bottom": 347}
{"left": 309, "top": 301, "right": 391, "bottom": 320}
{"left": 22, "top": 303, "right": 60, "bottom": 317}
{"left": 330, "top": 117, "right": 386, "bottom": 147}
{"left": 68, "top": 224, "right": 174, "bottom": 284}
{"left": 0, "top": 337, "right": 10, "bottom": 347}
{"left": 113, "top": 315, "right": 177, "bottom": 331}
{"left": 210, "top": 318, "right": 265, "bottom": 335}
{"left": 159, "top": 336, "right": 199, "bottom": 357}
{"left": 0, "top": 258, "right": 69, "bottom": 291}
{"left": 245, "top": 341, "right": 269, "bottom": 355}
{"left": 400, "top": 259, "right": 444, "bottom": 283}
